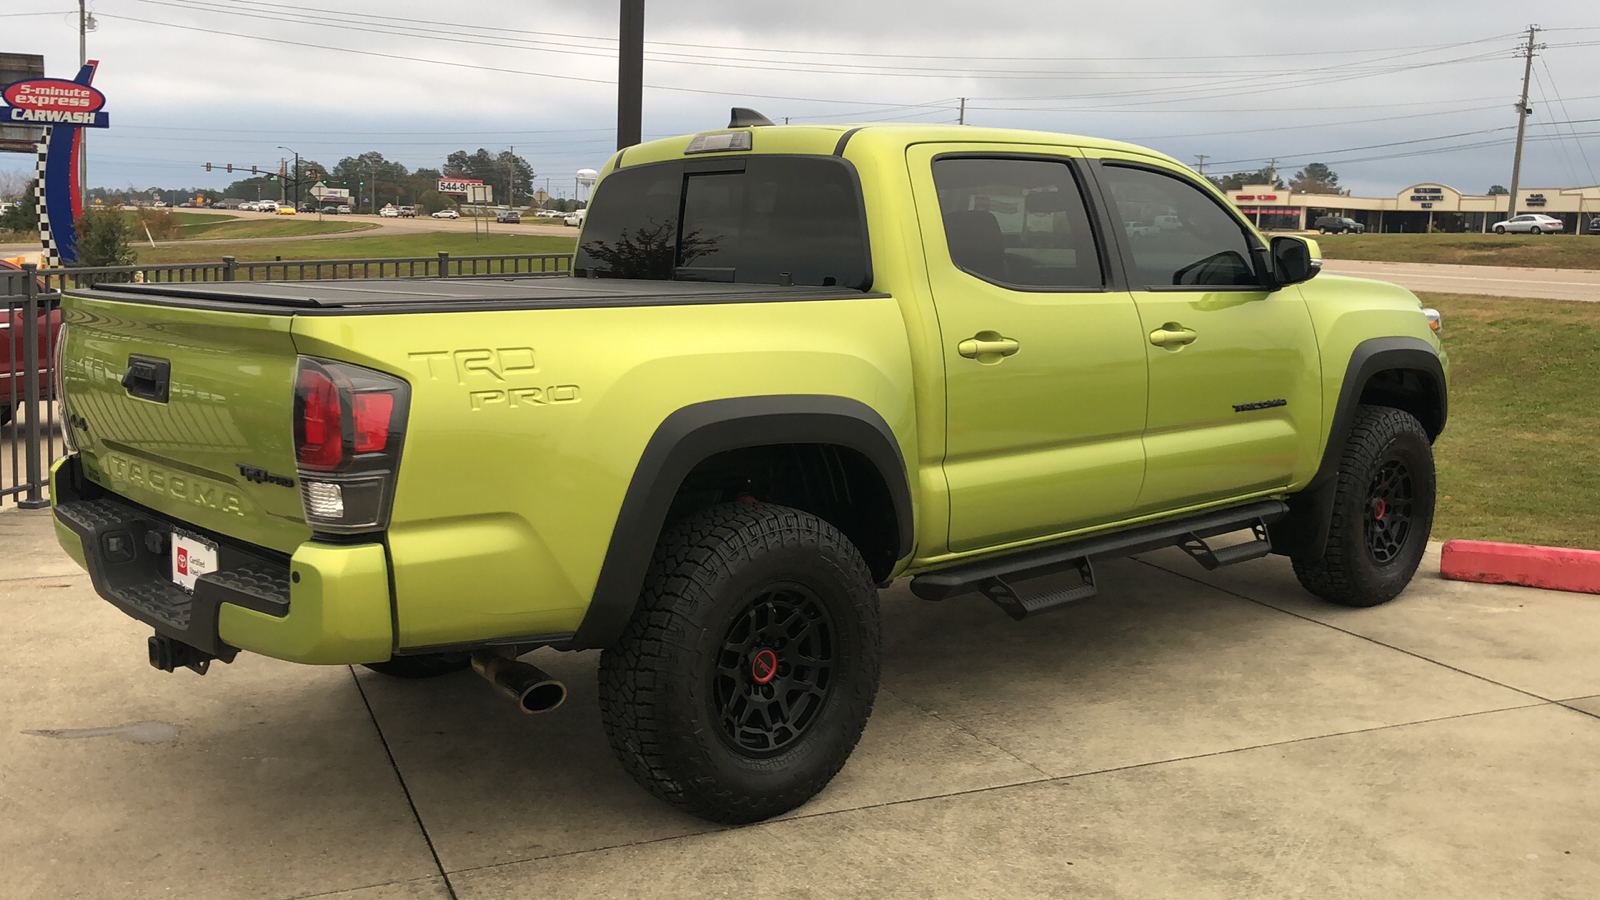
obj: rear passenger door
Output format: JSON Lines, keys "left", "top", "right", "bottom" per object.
{"left": 1085, "top": 155, "right": 1322, "bottom": 514}
{"left": 909, "top": 144, "right": 1149, "bottom": 553}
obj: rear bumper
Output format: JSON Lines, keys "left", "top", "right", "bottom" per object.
{"left": 51, "top": 455, "right": 394, "bottom": 665}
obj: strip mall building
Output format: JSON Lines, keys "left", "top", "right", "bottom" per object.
{"left": 1224, "top": 183, "right": 1600, "bottom": 234}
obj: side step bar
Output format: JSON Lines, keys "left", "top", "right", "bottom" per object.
{"left": 910, "top": 500, "right": 1288, "bottom": 619}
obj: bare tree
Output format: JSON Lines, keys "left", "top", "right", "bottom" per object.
{"left": 0, "top": 170, "right": 30, "bottom": 203}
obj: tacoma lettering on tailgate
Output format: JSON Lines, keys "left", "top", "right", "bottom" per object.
{"left": 105, "top": 453, "right": 249, "bottom": 517}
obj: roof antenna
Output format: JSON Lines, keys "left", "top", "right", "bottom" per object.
{"left": 729, "top": 107, "right": 775, "bottom": 128}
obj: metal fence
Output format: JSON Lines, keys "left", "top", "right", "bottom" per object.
{"left": 0, "top": 251, "right": 573, "bottom": 508}
{"left": 2, "top": 274, "right": 61, "bottom": 509}
{"left": 1, "top": 251, "right": 571, "bottom": 295}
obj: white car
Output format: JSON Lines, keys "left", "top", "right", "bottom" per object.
{"left": 1492, "top": 213, "right": 1564, "bottom": 235}
{"left": 379, "top": 207, "right": 400, "bottom": 218}
{"left": 536, "top": 209, "right": 565, "bottom": 218}
{"left": 432, "top": 208, "right": 460, "bottom": 219}
{"left": 564, "top": 209, "right": 587, "bottom": 227}
{"left": 256, "top": 201, "right": 279, "bottom": 213}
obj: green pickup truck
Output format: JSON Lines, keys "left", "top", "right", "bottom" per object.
{"left": 50, "top": 113, "right": 1447, "bottom": 824}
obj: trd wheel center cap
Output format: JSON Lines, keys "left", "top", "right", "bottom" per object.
{"left": 750, "top": 648, "right": 779, "bottom": 684}
{"left": 1372, "top": 498, "right": 1387, "bottom": 520}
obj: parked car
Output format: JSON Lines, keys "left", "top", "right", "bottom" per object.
{"left": 320, "top": 206, "right": 342, "bottom": 215}
{"left": 432, "top": 208, "right": 460, "bottom": 219}
{"left": 398, "top": 206, "right": 416, "bottom": 218}
{"left": 337, "top": 205, "right": 353, "bottom": 215}
{"left": 51, "top": 115, "right": 1449, "bottom": 826}
{"left": 536, "top": 209, "right": 565, "bottom": 218}
{"left": 1492, "top": 214, "right": 1564, "bottom": 234}
{"left": 379, "top": 206, "right": 400, "bottom": 218}
{"left": 0, "top": 259, "right": 60, "bottom": 426}
{"left": 275, "top": 205, "right": 297, "bottom": 216}
{"left": 1314, "top": 215, "right": 1365, "bottom": 235}
{"left": 256, "top": 202, "right": 279, "bottom": 213}
{"left": 563, "top": 208, "right": 586, "bottom": 227}
{"left": 496, "top": 210, "right": 521, "bottom": 224}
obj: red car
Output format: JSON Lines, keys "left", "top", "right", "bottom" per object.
{"left": 1, "top": 259, "right": 59, "bottom": 426}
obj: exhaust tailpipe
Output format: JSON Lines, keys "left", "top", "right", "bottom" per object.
{"left": 471, "top": 651, "right": 567, "bottom": 714}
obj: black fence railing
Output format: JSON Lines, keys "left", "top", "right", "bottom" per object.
{"left": 0, "top": 251, "right": 574, "bottom": 507}
{"left": 0, "top": 251, "right": 572, "bottom": 295}
{"left": 2, "top": 274, "right": 62, "bottom": 509}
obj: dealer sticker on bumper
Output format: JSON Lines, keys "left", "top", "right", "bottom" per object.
{"left": 171, "top": 533, "right": 218, "bottom": 592}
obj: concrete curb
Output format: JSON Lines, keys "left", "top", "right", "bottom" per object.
{"left": 1440, "top": 539, "right": 1600, "bottom": 595}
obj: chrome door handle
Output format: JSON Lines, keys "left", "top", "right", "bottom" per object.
{"left": 1149, "top": 323, "right": 1198, "bottom": 349}
{"left": 958, "top": 332, "right": 1020, "bottom": 364}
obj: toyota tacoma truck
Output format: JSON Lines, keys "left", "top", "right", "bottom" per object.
{"left": 49, "top": 112, "right": 1448, "bottom": 825}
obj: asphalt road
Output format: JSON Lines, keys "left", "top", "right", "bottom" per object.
{"left": 4, "top": 499, "right": 1599, "bottom": 899}
{"left": 1322, "top": 258, "right": 1600, "bottom": 302}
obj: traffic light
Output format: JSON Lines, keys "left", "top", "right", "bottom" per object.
{"left": 252, "top": 166, "right": 259, "bottom": 175}
{"left": 227, "top": 164, "right": 233, "bottom": 174}
{"left": 205, "top": 162, "right": 212, "bottom": 171}
{"left": 269, "top": 174, "right": 278, "bottom": 182}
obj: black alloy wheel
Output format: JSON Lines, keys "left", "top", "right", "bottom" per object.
{"left": 599, "top": 502, "right": 881, "bottom": 824}
{"left": 1364, "top": 457, "right": 1414, "bottom": 565}
{"left": 1291, "top": 404, "right": 1435, "bottom": 607}
{"left": 713, "top": 584, "right": 837, "bottom": 756}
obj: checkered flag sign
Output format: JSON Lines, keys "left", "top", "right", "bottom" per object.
{"left": 35, "top": 127, "right": 61, "bottom": 268}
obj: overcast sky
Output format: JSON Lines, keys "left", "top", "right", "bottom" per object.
{"left": 4, "top": 0, "right": 1598, "bottom": 199}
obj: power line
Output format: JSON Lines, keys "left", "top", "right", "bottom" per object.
{"left": 1539, "top": 57, "right": 1598, "bottom": 185}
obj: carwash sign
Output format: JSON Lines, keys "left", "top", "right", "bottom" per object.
{"left": 3, "top": 78, "right": 110, "bottom": 126}
{"left": 1, "top": 62, "right": 111, "bottom": 265}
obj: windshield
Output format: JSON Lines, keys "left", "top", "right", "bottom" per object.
{"left": 574, "top": 157, "right": 872, "bottom": 290}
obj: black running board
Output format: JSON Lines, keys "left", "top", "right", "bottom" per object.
{"left": 910, "top": 500, "right": 1288, "bottom": 618}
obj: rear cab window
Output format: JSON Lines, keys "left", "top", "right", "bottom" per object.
{"left": 575, "top": 156, "right": 872, "bottom": 290}
{"left": 930, "top": 156, "right": 1104, "bottom": 290}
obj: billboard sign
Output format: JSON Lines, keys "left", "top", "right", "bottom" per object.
{"left": 2, "top": 78, "right": 110, "bottom": 127}
{"left": 438, "top": 178, "right": 483, "bottom": 194}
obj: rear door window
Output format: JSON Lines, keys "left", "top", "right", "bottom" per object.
{"left": 930, "top": 157, "right": 1104, "bottom": 290}
{"left": 575, "top": 157, "right": 871, "bottom": 290}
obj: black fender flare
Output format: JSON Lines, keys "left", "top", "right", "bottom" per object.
{"left": 1271, "top": 336, "right": 1447, "bottom": 559}
{"left": 570, "top": 395, "right": 914, "bottom": 650}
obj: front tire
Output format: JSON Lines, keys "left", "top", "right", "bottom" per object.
{"left": 1292, "top": 405, "right": 1436, "bottom": 607}
{"left": 599, "top": 503, "right": 881, "bottom": 824}
{"left": 1530, "top": 226, "right": 1542, "bottom": 235}
{"left": 1494, "top": 225, "right": 1506, "bottom": 234}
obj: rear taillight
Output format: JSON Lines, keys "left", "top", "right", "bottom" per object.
{"left": 292, "top": 357, "right": 409, "bottom": 534}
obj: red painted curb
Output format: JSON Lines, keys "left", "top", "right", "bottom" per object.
{"left": 1440, "top": 540, "right": 1600, "bottom": 595}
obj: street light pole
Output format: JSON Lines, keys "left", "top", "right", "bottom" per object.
{"left": 78, "top": 0, "right": 88, "bottom": 194}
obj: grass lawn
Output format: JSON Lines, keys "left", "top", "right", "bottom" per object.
{"left": 136, "top": 231, "right": 577, "bottom": 264}
{"left": 1422, "top": 292, "right": 1600, "bottom": 551}
{"left": 1319, "top": 233, "right": 1600, "bottom": 269}
{"left": 120, "top": 210, "right": 374, "bottom": 242}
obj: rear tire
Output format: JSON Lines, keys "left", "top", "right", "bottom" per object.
{"left": 362, "top": 653, "right": 470, "bottom": 678}
{"left": 598, "top": 502, "right": 881, "bottom": 824}
{"left": 0, "top": 403, "right": 11, "bottom": 426}
{"left": 1291, "top": 405, "right": 1435, "bottom": 607}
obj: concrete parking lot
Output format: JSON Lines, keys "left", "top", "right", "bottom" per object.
{"left": 3, "top": 503, "right": 1598, "bottom": 899}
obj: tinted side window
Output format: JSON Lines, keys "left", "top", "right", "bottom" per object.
{"left": 1101, "top": 165, "right": 1259, "bottom": 289}
{"left": 575, "top": 157, "right": 871, "bottom": 289}
{"left": 931, "top": 157, "right": 1103, "bottom": 290}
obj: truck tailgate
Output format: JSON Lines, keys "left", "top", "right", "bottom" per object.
{"left": 62, "top": 296, "right": 311, "bottom": 554}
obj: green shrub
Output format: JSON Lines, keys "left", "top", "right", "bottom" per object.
{"left": 73, "top": 205, "right": 138, "bottom": 268}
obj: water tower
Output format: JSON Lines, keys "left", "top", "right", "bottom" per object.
{"left": 576, "top": 168, "right": 599, "bottom": 204}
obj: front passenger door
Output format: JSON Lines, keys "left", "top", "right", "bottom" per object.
{"left": 1089, "top": 157, "right": 1322, "bottom": 514}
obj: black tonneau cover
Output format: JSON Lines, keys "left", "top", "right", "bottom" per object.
{"left": 73, "top": 277, "right": 880, "bottom": 316}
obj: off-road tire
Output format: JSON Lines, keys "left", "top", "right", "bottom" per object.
{"left": 598, "top": 502, "right": 881, "bottom": 825}
{"left": 362, "top": 652, "right": 471, "bottom": 678}
{"left": 1292, "top": 405, "right": 1435, "bottom": 607}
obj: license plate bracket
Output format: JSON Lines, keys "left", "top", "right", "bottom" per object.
{"left": 170, "top": 531, "right": 218, "bottom": 592}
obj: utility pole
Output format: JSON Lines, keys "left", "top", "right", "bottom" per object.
{"left": 509, "top": 145, "right": 515, "bottom": 209}
{"left": 1194, "top": 154, "right": 1210, "bottom": 176}
{"left": 78, "top": 0, "right": 88, "bottom": 193}
{"left": 279, "top": 158, "right": 286, "bottom": 204}
{"left": 617, "top": 0, "right": 644, "bottom": 150}
{"left": 1265, "top": 158, "right": 1280, "bottom": 186}
{"left": 1507, "top": 24, "right": 1544, "bottom": 219}
{"left": 958, "top": 98, "right": 966, "bottom": 125}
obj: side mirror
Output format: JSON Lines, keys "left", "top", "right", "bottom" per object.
{"left": 1270, "top": 235, "right": 1321, "bottom": 288}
